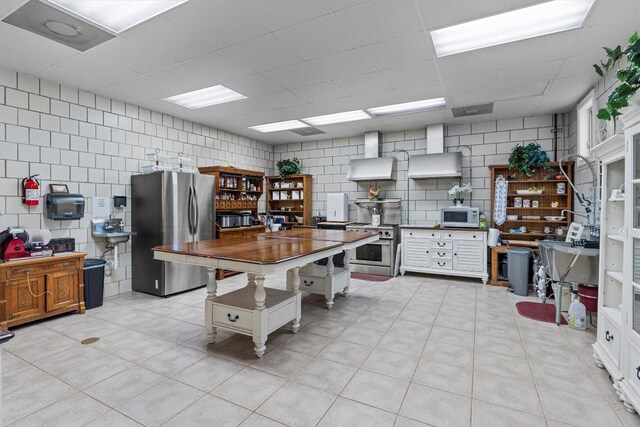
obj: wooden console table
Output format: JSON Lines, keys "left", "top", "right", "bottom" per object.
{"left": 154, "top": 236, "right": 341, "bottom": 357}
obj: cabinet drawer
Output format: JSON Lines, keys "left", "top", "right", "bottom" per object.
{"left": 430, "top": 240, "right": 453, "bottom": 250}
{"left": 213, "top": 306, "right": 252, "bottom": 331}
{"left": 449, "top": 231, "right": 484, "bottom": 241}
{"left": 430, "top": 260, "right": 452, "bottom": 270}
{"left": 599, "top": 313, "right": 621, "bottom": 366}
{"left": 5, "top": 260, "right": 77, "bottom": 280}
{"left": 626, "top": 342, "right": 640, "bottom": 392}
{"left": 403, "top": 230, "right": 440, "bottom": 239}
{"left": 299, "top": 275, "right": 326, "bottom": 293}
{"left": 431, "top": 250, "right": 452, "bottom": 260}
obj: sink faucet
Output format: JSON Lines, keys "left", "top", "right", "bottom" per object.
{"left": 561, "top": 209, "right": 600, "bottom": 239}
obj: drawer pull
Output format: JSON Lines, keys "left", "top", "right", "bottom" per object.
{"left": 303, "top": 280, "right": 314, "bottom": 286}
{"left": 227, "top": 313, "right": 240, "bottom": 322}
{"left": 636, "top": 366, "right": 640, "bottom": 381}
{"left": 448, "top": 234, "right": 452, "bottom": 237}
{"left": 454, "top": 253, "right": 457, "bottom": 256}
{"left": 437, "top": 242, "right": 446, "bottom": 247}
{"left": 437, "top": 262, "right": 446, "bottom": 267}
{"left": 437, "top": 252, "right": 446, "bottom": 257}
{"left": 605, "top": 330, "right": 614, "bottom": 342}
{"left": 426, "top": 250, "right": 430, "bottom": 254}
{"left": 473, "top": 235, "right": 476, "bottom": 238}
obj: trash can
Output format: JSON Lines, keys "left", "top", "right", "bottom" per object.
{"left": 84, "top": 258, "right": 107, "bottom": 309}
{"left": 507, "top": 248, "right": 532, "bottom": 296}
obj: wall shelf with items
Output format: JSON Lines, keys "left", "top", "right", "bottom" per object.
{"left": 266, "top": 174, "right": 312, "bottom": 226}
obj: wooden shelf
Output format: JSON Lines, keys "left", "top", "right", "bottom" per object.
{"left": 500, "top": 232, "right": 550, "bottom": 237}
{"left": 269, "top": 187, "right": 304, "bottom": 191}
{"left": 503, "top": 219, "right": 566, "bottom": 223}
{"left": 507, "top": 193, "right": 565, "bottom": 197}
{"left": 266, "top": 175, "right": 312, "bottom": 226}
{"left": 505, "top": 180, "right": 567, "bottom": 183}
{"left": 507, "top": 207, "right": 568, "bottom": 210}
{"left": 270, "top": 210, "right": 303, "bottom": 213}
{"left": 219, "top": 188, "right": 242, "bottom": 192}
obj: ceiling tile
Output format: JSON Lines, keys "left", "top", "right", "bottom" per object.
{"left": 89, "top": 38, "right": 174, "bottom": 74}
{"left": 498, "top": 30, "right": 580, "bottom": 68}
{"left": 442, "top": 71, "right": 497, "bottom": 96}
{"left": 123, "top": 17, "right": 215, "bottom": 62}
{"left": 323, "top": 0, "right": 370, "bottom": 12}
{"left": 166, "top": 0, "right": 266, "bottom": 48}
{"left": 571, "top": 20, "right": 639, "bottom": 57}
{"left": 0, "top": 22, "right": 78, "bottom": 66}
{"left": 223, "top": 34, "right": 301, "bottom": 72}
{"left": 545, "top": 74, "right": 597, "bottom": 95}
{"left": 182, "top": 50, "right": 256, "bottom": 82}
{"left": 53, "top": 53, "right": 139, "bottom": 86}
{"left": 417, "top": 0, "right": 506, "bottom": 31}
{"left": 331, "top": 72, "right": 389, "bottom": 96}
{"left": 556, "top": 53, "right": 602, "bottom": 78}
{"left": 233, "top": 0, "right": 330, "bottom": 31}
{"left": 280, "top": 97, "right": 361, "bottom": 118}
{"left": 116, "top": 76, "right": 180, "bottom": 99}
{"left": 451, "top": 81, "right": 549, "bottom": 107}
{"left": 273, "top": 14, "right": 357, "bottom": 60}
{"left": 292, "top": 82, "right": 346, "bottom": 102}
{"left": 308, "top": 48, "right": 375, "bottom": 80}
{"left": 362, "top": 32, "right": 432, "bottom": 71}
{"left": 38, "top": 65, "right": 108, "bottom": 92}
{"left": 585, "top": 0, "right": 640, "bottom": 27}
{"left": 334, "top": 0, "right": 423, "bottom": 46}
{"left": 379, "top": 61, "right": 439, "bottom": 89}
{"left": 492, "top": 96, "right": 542, "bottom": 119}
{"left": 263, "top": 62, "right": 326, "bottom": 90}
{"left": 224, "top": 73, "right": 285, "bottom": 97}
{"left": 256, "top": 91, "right": 308, "bottom": 109}
{"left": 435, "top": 47, "right": 501, "bottom": 79}
{"left": 145, "top": 64, "right": 213, "bottom": 93}
{"left": 496, "top": 60, "right": 563, "bottom": 89}
{"left": 0, "top": 0, "right": 23, "bottom": 17}
{"left": 350, "top": 81, "right": 444, "bottom": 109}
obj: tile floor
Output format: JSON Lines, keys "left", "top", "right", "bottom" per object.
{"left": 3, "top": 273, "right": 639, "bottom": 427}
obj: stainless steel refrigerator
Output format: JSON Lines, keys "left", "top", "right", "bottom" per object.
{"left": 131, "top": 171, "right": 215, "bottom": 296}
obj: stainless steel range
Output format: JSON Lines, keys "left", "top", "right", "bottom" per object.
{"left": 346, "top": 196, "right": 401, "bottom": 277}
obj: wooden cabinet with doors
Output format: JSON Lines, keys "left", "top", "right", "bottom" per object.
{"left": 0, "top": 253, "right": 86, "bottom": 328}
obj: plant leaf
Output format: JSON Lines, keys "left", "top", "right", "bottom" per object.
{"left": 594, "top": 64, "right": 604, "bottom": 77}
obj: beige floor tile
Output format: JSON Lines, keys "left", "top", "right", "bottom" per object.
{"left": 394, "top": 416, "right": 431, "bottom": 426}
{"left": 10, "top": 392, "right": 110, "bottom": 427}
{"left": 413, "top": 359, "right": 473, "bottom": 397}
{"left": 173, "top": 355, "right": 244, "bottom": 391}
{"left": 475, "top": 333, "right": 526, "bottom": 359}
{"left": 376, "top": 332, "right": 426, "bottom": 357}
{"left": 422, "top": 340, "right": 474, "bottom": 368}
{"left": 473, "top": 371, "right": 543, "bottom": 416}
{"left": 318, "top": 340, "right": 372, "bottom": 367}
{"left": 279, "top": 331, "right": 333, "bottom": 355}
{"left": 471, "top": 399, "right": 547, "bottom": 427}
{"left": 400, "top": 383, "right": 471, "bottom": 427}
{"left": 529, "top": 360, "right": 599, "bottom": 394}
{"left": 3, "top": 363, "right": 52, "bottom": 397}
{"left": 291, "top": 357, "right": 357, "bottom": 394}
{"left": 429, "top": 325, "right": 475, "bottom": 348}
{"left": 387, "top": 319, "right": 432, "bottom": 339}
{"left": 475, "top": 319, "right": 521, "bottom": 341}
{"left": 57, "top": 353, "right": 134, "bottom": 390}
{"left": 3, "top": 374, "right": 76, "bottom": 425}
{"left": 250, "top": 347, "right": 313, "bottom": 378}
{"left": 435, "top": 312, "right": 476, "bottom": 332}
{"left": 341, "top": 370, "right": 409, "bottom": 413}
{"left": 163, "top": 394, "right": 251, "bottom": 426}
{"left": 84, "top": 410, "right": 143, "bottom": 426}
{"left": 396, "top": 308, "right": 437, "bottom": 325}
{"left": 539, "top": 385, "right": 623, "bottom": 426}
{"left": 117, "top": 378, "right": 204, "bottom": 427}
{"left": 257, "top": 382, "right": 336, "bottom": 427}
{"left": 211, "top": 336, "right": 265, "bottom": 365}
{"left": 318, "top": 397, "right": 397, "bottom": 427}
{"left": 5, "top": 329, "right": 79, "bottom": 363}
{"left": 361, "top": 349, "right": 419, "bottom": 381}
{"left": 140, "top": 345, "right": 207, "bottom": 376}
{"left": 91, "top": 329, "right": 177, "bottom": 363}
{"left": 303, "top": 318, "right": 347, "bottom": 338}
{"left": 524, "top": 341, "right": 584, "bottom": 368}
{"left": 239, "top": 413, "right": 287, "bottom": 427}
{"left": 32, "top": 345, "right": 106, "bottom": 376}
{"left": 337, "top": 324, "right": 385, "bottom": 347}
{"left": 213, "top": 367, "right": 286, "bottom": 410}
{"left": 474, "top": 350, "right": 533, "bottom": 382}
{"left": 84, "top": 366, "right": 165, "bottom": 407}
{"left": 352, "top": 312, "right": 397, "bottom": 332}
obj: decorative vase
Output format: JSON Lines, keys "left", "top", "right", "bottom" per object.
{"left": 453, "top": 198, "right": 464, "bottom": 206}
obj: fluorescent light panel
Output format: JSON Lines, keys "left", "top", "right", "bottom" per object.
{"left": 164, "top": 85, "right": 246, "bottom": 109}
{"left": 249, "top": 120, "right": 309, "bottom": 133}
{"left": 368, "top": 97, "right": 447, "bottom": 117}
{"left": 303, "top": 110, "right": 371, "bottom": 126}
{"left": 47, "top": 0, "right": 189, "bottom": 33}
{"left": 431, "top": 0, "right": 595, "bottom": 57}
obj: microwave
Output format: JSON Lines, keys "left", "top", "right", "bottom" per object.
{"left": 440, "top": 207, "right": 480, "bottom": 228}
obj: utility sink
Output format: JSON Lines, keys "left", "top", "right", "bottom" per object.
{"left": 93, "top": 231, "right": 135, "bottom": 244}
{"left": 91, "top": 219, "right": 136, "bottom": 244}
{"left": 539, "top": 240, "right": 599, "bottom": 284}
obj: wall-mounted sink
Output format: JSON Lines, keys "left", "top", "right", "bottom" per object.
{"left": 91, "top": 219, "right": 136, "bottom": 244}
{"left": 539, "top": 240, "right": 599, "bottom": 284}
{"left": 92, "top": 231, "right": 135, "bottom": 244}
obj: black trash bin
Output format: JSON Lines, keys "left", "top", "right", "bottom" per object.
{"left": 84, "top": 258, "right": 107, "bottom": 309}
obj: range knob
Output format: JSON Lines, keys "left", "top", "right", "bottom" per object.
{"left": 378, "top": 231, "right": 383, "bottom": 236}
{"left": 384, "top": 231, "right": 390, "bottom": 236}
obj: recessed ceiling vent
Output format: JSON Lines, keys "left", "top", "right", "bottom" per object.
{"left": 451, "top": 103, "right": 494, "bottom": 118}
{"left": 3, "top": 0, "right": 114, "bottom": 51}
{"left": 290, "top": 127, "right": 326, "bottom": 137}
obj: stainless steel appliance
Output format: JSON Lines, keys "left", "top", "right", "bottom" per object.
{"left": 218, "top": 214, "right": 241, "bottom": 228}
{"left": 240, "top": 212, "right": 253, "bottom": 227}
{"left": 346, "top": 223, "right": 399, "bottom": 276}
{"left": 132, "top": 171, "right": 215, "bottom": 296}
{"left": 440, "top": 206, "right": 480, "bottom": 228}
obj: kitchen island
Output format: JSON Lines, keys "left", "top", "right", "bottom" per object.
{"left": 153, "top": 236, "right": 342, "bottom": 357}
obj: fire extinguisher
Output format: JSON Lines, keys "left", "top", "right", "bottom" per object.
{"left": 22, "top": 174, "right": 40, "bottom": 206}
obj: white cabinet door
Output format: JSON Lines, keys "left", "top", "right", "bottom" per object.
{"left": 452, "top": 240, "right": 484, "bottom": 272}
{"left": 404, "top": 237, "right": 430, "bottom": 268}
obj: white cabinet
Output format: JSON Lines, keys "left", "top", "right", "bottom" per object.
{"left": 400, "top": 228, "right": 488, "bottom": 284}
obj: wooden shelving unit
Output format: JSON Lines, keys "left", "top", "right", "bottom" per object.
{"left": 265, "top": 174, "right": 312, "bottom": 226}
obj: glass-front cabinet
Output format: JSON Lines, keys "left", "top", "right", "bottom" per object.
{"left": 631, "top": 127, "right": 640, "bottom": 338}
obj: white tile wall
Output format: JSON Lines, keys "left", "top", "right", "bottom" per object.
{"left": 0, "top": 68, "right": 274, "bottom": 297}
{"left": 274, "top": 115, "right": 568, "bottom": 224}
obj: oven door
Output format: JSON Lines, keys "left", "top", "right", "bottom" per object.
{"left": 351, "top": 240, "right": 391, "bottom": 267}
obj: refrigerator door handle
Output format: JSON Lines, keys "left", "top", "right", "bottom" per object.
{"left": 193, "top": 186, "right": 199, "bottom": 235}
{"left": 187, "top": 186, "right": 194, "bottom": 235}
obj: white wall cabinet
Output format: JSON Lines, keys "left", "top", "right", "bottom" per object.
{"left": 400, "top": 227, "right": 488, "bottom": 284}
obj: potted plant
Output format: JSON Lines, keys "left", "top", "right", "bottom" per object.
{"left": 593, "top": 32, "right": 640, "bottom": 121}
{"left": 508, "top": 142, "right": 551, "bottom": 177}
{"left": 448, "top": 180, "right": 472, "bottom": 206}
{"left": 276, "top": 158, "right": 301, "bottom": 180}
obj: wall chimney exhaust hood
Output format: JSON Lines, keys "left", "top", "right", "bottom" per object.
{"left": 408, "top": 124, "right": 462, "bottom": 179}
{"left": 347, "top": 131, "right": 395, "bottom": 181}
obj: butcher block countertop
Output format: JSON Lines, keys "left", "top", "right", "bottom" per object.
{"left": 399, "top": 225, "right": 487, "bottom": 232}
{"left": 153, "top": 236, "right": 341, "bottom": 265}
{"left": 262, "top": 228, "right": 377, "bottom": 243}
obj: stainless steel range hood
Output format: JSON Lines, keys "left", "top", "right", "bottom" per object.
{"left": 408, "top": 124, "right": 462, "bottom": 179}
{"left": 347, "top": 131, "right": 395, "bottom": 181}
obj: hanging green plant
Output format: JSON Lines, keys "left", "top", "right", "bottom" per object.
{"left": 276, "top": 158, "right": 301, "bottom": 180}
{"left": 593, "top": 32, "right": 640, "bottom": 120}
{"left": 508, "top": 142, "right": 551, "bottom": 177}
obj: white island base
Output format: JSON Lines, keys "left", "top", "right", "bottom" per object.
{"left": 286, "top": 256, "right": 350, "bottom": 310}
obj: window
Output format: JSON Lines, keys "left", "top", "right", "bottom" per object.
{"left": 577, "top": 91, "right": 595, "bottom": 159}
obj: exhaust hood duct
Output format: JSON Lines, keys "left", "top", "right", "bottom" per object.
{"left": 347, "top": 131, "right": 395, "bottom": 181}
{"left": 408, "top": 124, "right": 462, "bottom": 179}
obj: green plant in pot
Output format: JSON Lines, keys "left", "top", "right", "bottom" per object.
{"left": 593, "top": 32, "right": 640, "bottom": 120}
{"left": 276, "top": 158, "right": 301, "bottom": 180}
{"left": 508, "top": 142, "right": 551, "bottom": 178}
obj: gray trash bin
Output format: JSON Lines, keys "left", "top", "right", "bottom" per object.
{"left": 507, "top": 248, "right": 532, "bottom": 296}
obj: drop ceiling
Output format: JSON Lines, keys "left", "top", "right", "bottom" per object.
{"left": 0, "top": 0, "right": 638, "bottom": 143}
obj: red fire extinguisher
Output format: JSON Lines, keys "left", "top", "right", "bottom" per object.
{"left": 22, "top": 174, "right": 40, "bottom": 206}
